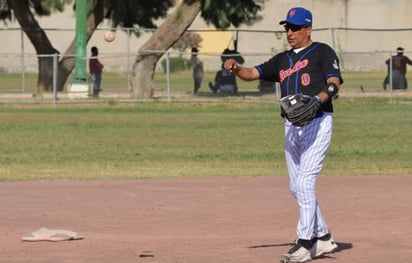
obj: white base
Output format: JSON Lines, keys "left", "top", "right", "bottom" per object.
{"left": 68, "top": 83, "right": 90, "bottom": 99}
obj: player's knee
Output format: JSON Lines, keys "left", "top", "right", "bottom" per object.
{"left": 294, "top": 177, "right": 315, "bottom": 195}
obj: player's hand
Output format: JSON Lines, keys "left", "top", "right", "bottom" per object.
{"left": 224, "top": 59, "right": 238, "bottom": 72}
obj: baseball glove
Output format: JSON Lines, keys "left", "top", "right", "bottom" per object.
{"left": 280, "top": 94, "right": 321, "bottom": 127}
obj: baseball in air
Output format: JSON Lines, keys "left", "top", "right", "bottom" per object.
{"left": 104, "top": 31, "right": 115, "bottom": 42}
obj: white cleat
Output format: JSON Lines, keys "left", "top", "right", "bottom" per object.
{"left": 310, "top": 233, "right": 338, "bottom": 258}
{"left": 280, "top": 242, "right": 311, "bottom": 263}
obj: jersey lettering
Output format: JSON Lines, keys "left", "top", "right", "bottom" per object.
{"left": 279, "top": 59, "right": 309, "bottom": 82}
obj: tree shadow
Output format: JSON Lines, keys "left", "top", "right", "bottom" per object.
{"left": 248, "top": 242, "right": 294, "bottom": 249}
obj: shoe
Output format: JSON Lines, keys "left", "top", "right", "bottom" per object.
{"left": 310, "top": 233, "right": 338, "bottom": 258}
{"left": 208, "top": 81, "right": 214, "bottom": 90}
{"left": 280, "top": 242, "right": 311, "bottom": 263}
{"left": 208, "top": 82, "right": 217, "bottom": 94}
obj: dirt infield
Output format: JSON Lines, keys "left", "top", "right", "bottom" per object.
{"left": 1, "top": 175, "right": 411, "bottom": 263}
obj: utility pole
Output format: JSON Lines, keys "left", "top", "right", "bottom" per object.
{"left": 68, "top": 0, "right": 89, "bottom": 98}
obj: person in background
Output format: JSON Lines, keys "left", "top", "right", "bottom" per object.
{"left": 89, "top": 46, "right": 104, "bottom": 96}
{"left": 190, "top": 47, "right": 204, "bottom": 95}
{"left": 383, "top": 46, "right": 412, "bottom": 90}
{"left": 209, "top": 63, "right": 238, "bottom": 95}
{"left": 209, "top": 48, "right": 240, "bottom": 95}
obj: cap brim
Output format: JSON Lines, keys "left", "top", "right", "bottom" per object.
{"left": 279, "top": 21, "right": 308, "bottom": 26}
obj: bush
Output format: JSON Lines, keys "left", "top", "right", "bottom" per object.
{"left": 161, "top": 57, "right": 190, "bottom": 73}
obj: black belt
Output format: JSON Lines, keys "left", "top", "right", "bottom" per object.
{"left": 315, "top": 111, "right": 325, "bottom": 118}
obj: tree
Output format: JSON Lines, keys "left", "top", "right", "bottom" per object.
{"left": 2, "top": 0, "right": 174, "bottom": 93}
{"left": 2, "top": 0, "right": 264, "bottom": 97}
{"left": 5, "top": 0, "right": 112, "bottom": 93}
{"left": 113, "top": 0, "right": 264, "bottom": 98}
{"left": 129, "top": 1, "right": 201, "bottom": 98}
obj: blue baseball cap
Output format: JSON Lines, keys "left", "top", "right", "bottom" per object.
{"left": 279, "top": 7, "right": 312, "bottom": 26}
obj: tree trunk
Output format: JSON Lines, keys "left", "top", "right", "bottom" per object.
{"left": 130, "top": 0, "right": 201, "bottom": 99}
{"left": 8, "top": 0, "right": 59, "bottom": 93}
{"left": 8, "top": 0, "right": 111, "bottom": 93}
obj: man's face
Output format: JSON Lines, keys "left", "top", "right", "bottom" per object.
{"left": 284, "top": 24, "right": 312, "bottom": 49}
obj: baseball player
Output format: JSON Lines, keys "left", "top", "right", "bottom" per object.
{"left": 224, "top": 7, "right": 343, "bottom": 263}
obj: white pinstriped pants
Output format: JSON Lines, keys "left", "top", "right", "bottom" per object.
{"left": 284, "top": 112, "right": 332, "bottom": 240}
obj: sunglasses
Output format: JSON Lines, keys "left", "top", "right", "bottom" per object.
{"left": 284, "top": 24, "right": 308, "bottom": 32}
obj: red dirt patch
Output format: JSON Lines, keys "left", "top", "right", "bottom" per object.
{"left": 1, "top": 175, "right": 411, "bottom": 263}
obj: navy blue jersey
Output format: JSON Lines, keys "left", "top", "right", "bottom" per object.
{"left": 255, "top": 42, "right": 343, "bottom": 114}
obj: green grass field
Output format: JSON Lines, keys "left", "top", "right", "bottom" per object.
{"left": 0, "top": 96, "right": 410, "bottom": 181}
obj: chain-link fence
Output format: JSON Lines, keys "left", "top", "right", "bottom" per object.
{"left": 0, "top": 27, "right": 411, "bottom": 104}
